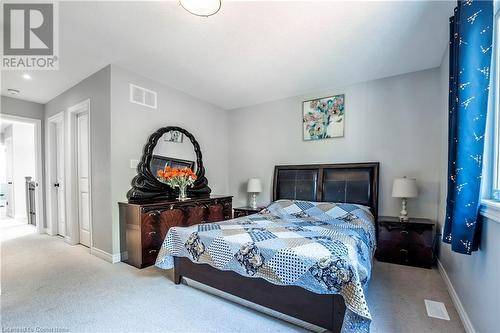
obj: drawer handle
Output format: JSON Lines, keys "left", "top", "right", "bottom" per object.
{"left": 148, "top": 249, "right": 157, "bottom": 254}
{"left": 400, "top": 230, "right": 409, "bottom": 236}
{"left": 148, "top": 231, "right": 157, "bottom": 236}
{"left": 148, "top": 210, "right": 161, "bottom": 217}
{"left": 399, "top": 248, "right": 409, "bottom": 254}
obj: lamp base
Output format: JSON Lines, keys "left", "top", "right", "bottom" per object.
{"left": 399, "top": 198, "right": 409, "bottom": 222}
{"left": 250, "top": 193, "right": 258, "bottom": 209}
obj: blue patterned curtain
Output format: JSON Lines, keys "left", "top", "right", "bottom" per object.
{"left": 444, "top": 0, "right": 494, "bottom": 254}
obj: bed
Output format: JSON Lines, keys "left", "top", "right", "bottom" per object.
{"left": 156, "top": 163, "right": 379, "bottom": 332}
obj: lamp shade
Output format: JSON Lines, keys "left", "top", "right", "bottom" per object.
{"left": 247, "top": 178, "right": 262, "bottom": 193}
{"left": 392, "top": 177, "right": 418, "bottom": 198}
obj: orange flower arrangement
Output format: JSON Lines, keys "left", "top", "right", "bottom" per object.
{"left": 157, "top": 166, "right": 197, "bottom": 200}
{"left": 157, "top": 166, "right": 197, "bottom": 182}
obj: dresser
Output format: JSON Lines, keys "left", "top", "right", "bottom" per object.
{"left": 119, "top": 195, "right": 232, "bottom": 268}
{"left": 375, "top": 216, "right": 435, "bottom": 268}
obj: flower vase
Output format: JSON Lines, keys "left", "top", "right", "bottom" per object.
{"left": 178, "top": 184, "right": 189, "bottom": 201}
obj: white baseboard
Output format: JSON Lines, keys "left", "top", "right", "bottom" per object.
{"left": 46, "top": 228, "right": 57, "bottom": 236}
{"left": 63, "top": 235, "right": 75, "bottom": 245}
{"left": 90, "top": 247, "right": 126, "bottom": 264}
{"left": 90, "top": 247, "right": 113, "bottom": 263}
{"left": 437, "top": 259, "right": 476, "bottom": 333}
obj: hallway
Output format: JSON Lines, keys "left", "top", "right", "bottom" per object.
{"left": 1, "top": 217, "right": 36, "bottom": 242}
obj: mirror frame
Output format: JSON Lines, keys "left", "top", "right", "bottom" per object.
{"left": 127, "top": 126, "right": 211, "bottom": 202}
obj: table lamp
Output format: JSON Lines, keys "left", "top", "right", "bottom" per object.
{"left": 247, "top": 178, "right": 262, "bottom": 209}
{"left": 392, "top": 177, "right": 418, "bottom": 222}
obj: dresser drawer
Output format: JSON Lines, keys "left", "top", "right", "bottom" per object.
{"left": 142, "top": 247, "right": 160, "bottom": 267}
{"left": 207, "top": 203, "right": 225, "bottom": 221}
{"left": 141, "top": 209, "right": 162, "bottom": 250}
{"left": 143, "top": 228, "right": 161, "bottom": 248}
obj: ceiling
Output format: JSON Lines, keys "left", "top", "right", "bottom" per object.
{"left": 1, "top": 1, "right": 455, "bottom": 110}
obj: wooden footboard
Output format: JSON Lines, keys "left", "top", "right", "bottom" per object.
{"left": 174, "top": 257, "right": 346, "bottom": 333}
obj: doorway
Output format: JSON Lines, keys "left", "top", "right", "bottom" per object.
{"left": 0, "top": 114, "right": 44, "bottom": 233}
{"left": 75, "top": 110, "right": 91, "bottom": 247}
{"left": 67, "top": 100, "right": 92, "bottom": 248}
{"left": 46, "top": 112, "right": 66, "bottom": 238}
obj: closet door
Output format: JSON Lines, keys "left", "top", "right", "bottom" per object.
{"left": 77, "top": 112, "right": 90, "bottom": 247}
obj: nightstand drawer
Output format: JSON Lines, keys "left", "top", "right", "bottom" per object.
{"left": 377, "top": 242, "right": 432, "bottom": 267}
{"left": 234, "top": 210, "right": 248, "bottom": 218}
{"left": 233, "top": 206, "right": 265, "bottom": 218}
{"left": 378, "top": 224, "right": 410, "bottom": 242}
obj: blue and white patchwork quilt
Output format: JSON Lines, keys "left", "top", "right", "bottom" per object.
{"left": 156, "top": 199, "right": 376, "bottom": 332}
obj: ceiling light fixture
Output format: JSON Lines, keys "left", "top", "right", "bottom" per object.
{"left": 179, "top": 0, "right": 221, "bottom": 17}
{"left": 7, "top": 89, "right": 20, "bottom": 95}
{"left": 22, "top": 74, "right": 32, "bottom": 80}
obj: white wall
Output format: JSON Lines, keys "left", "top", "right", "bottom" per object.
{"left": 110, "top": 65, "right": 229, "bottom": 255}
{"left": 227, "top": 68, "right": 443, "bottom": 221}
{"left": 1, "top": 96, "right": 45, "bottom": 121}
{"left": 437, "top": 47, "right": 500, "bottom": 333}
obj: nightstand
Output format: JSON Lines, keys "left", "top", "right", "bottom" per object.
{"left": 233, "top": 206, "right": 265, "bottom": 218}
{"left": 376, "top": 216, "right": 435, "bottom": 269}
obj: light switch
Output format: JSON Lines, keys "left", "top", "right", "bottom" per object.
{"left": 130, "top": 159, "right": 139, "bottom": 169}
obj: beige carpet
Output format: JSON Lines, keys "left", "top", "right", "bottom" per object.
{"left": 1, "top": 219, "right": 464, "bottom": 333}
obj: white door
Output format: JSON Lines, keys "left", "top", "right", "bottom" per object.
{"left": 55, "top": 121, "right": 66, "bottom": 236}
{"left": 77, "top": 112, "right": 90, "bottom": 247}
{"left": 5, "top": 137, "right": 14, "bottom": 218}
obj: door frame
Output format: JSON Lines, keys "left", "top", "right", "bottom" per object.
{"left": 66, "top": 99, "right": 93, "bottom": 247}
{"left": 45, "top": 111, "right": 66, "bottom": 237}
{"left": 0, "top": 113, "right": 44, "bottom": 233}
{"left": 4, "top": 135, "right": 14, "bottom": 218}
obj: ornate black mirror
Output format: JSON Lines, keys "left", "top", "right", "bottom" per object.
{"left": 127, "top": 126, "right": 211, "bottom": 202}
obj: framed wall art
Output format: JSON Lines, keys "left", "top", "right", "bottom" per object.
{"left": 303, "top": 94, "right": 345, "bottom": 141}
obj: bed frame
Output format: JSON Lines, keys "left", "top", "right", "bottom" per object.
{"left": 173, "top": 162, "right": 379, "bottom": 332}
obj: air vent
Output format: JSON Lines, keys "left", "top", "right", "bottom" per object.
{"left": 129, "top": 84, "right": 157, "bottom": 109}
{"left": 424, "top": 300, "right": 450, "bottom": 320}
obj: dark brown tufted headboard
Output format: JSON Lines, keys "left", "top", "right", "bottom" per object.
{"left": 272, "top": 162, "right": 379, "bottom": 219}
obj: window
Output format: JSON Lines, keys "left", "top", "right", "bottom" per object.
{"left": 485, "top": 11, "right": 500, "bottom": 205}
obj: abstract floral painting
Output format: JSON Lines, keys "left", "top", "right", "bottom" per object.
{"left": 303, "top": 94, "right": 345, "bottom": 141}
